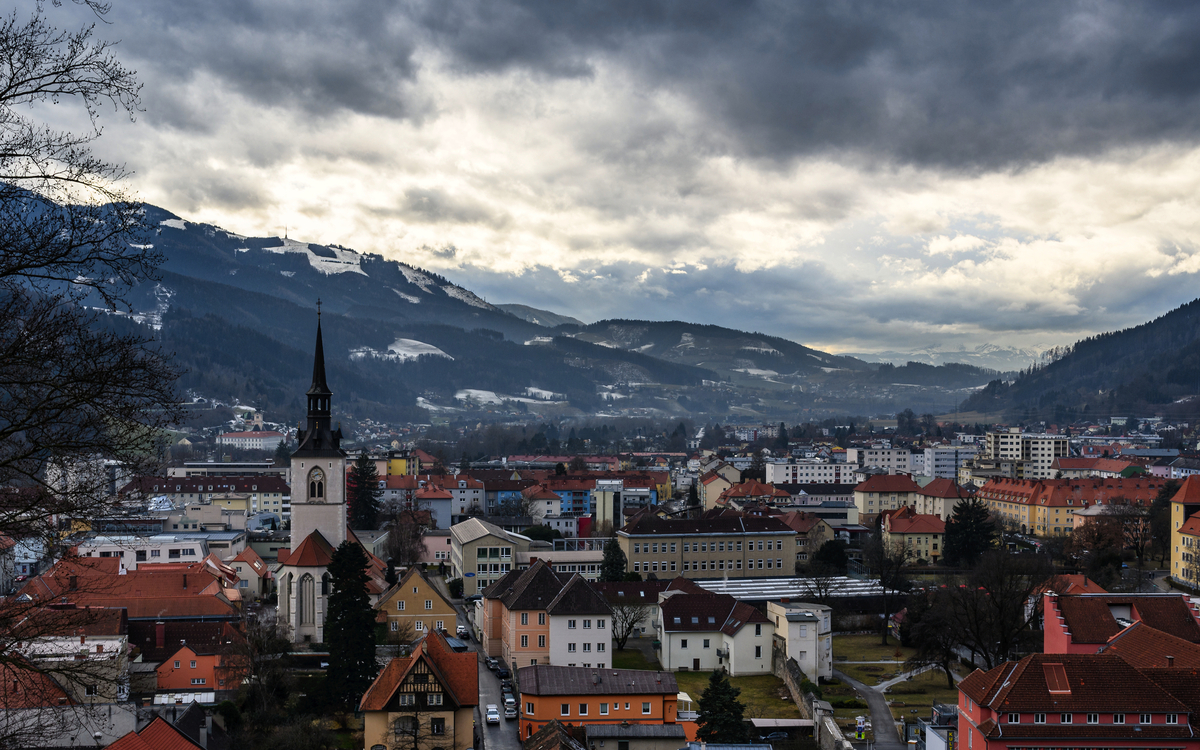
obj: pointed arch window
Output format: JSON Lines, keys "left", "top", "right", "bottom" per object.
{"left": 299, "top": 574, "right": 316, "bottom": 625}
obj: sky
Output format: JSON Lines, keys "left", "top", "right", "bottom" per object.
{"left": 40, "top": 0, "right": 1200, "bottom": 358}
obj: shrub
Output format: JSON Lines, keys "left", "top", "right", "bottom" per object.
{"left": 448, "top": 578, "right": 463, "bottom": 598}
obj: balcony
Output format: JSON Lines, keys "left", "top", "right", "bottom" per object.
{"left": 716, "top": 648, "right": 729, "bottom": 659}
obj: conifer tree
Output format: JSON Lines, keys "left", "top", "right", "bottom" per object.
{"left": 600, "top": 538, "right": 628, "bottom": 582}
{"left": 697, "top": 670, "right": 750, "bottom": 743}
{"left": 325, "top": 541, "right": 378, "bottom": 709}
{"left": 348, "top": 454, "right": 382, "bottom": 529}
{"left": 942, "top": 497, "right": 997, "bottom": 567}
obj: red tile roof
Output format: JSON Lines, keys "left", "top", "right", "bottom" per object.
{"left": 918, "top": 478, "right": 972, "bottom": 499}
{"left": 359, "top": 631, "right": 478, "bottom": 711}
{"left": 277, "top": 530, "right": 335, "bottom": 567}
{"left": 855, "top": 475, "right": 921, "bottom": 493}
{"left": 719, "top": 479, "right": 791, "bottom": 500}
{"left": 1172, "top": 475, "right": 1200, "bottom": 505}
{"left": 1055, "top": 594, "right": 1200, "bottom": 644}
{"left": 0, "top": 657, "right": 73, "bottom": 709}
{"left": 884, "top": 508, "right": 945, "bottom": 535}
{"left": 129, "top": 716, "right": 202, "bottom": 750}
{"left": 1096, "top": 621, "right": 1200, "bottom": 668}
{"left": 959, "top": 653, "right": 1188, "bottom": 713}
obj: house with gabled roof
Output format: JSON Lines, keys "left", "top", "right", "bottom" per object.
{"left": 881, "top": 507, "right": 946, "bottom": 563}
{"left": 957, "top": 653, "right": 1199, "bottom": 750}
{"left": 376, "top": 566, "right": 457, "bottom": 640}
{"left": 657, "top": 588, "right": 772, "bottom": 676}
{"left": 360, "top": 630, "right": 478, "bottom": 750}
{"left": 517, "top": 665, "right": 681, "bottom": 741}
{"left": 226, "top": 546, "right": 272, "bottom": 598}
{"left": 1043, "top": 592, "right": 1200, "bottom": 654}
{"left": 546, "top": 575, "right": 613, "bottom": 668}
{"left": 450, "top": 517, "right": 532, "bottom": 597}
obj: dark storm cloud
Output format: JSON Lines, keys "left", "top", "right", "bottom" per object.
{"left": 94, "top": 1, "right": 1200, "bottom": 165}
{"left": 409, "top": 0, "right": 1200, "bottom": 169}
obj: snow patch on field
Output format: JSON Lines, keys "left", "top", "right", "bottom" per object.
{"left": 417, "top": 397, "right": 460, "bottom": 412}
{"left": 525, "top": 337, "right": 554, "bottom": 345}
{"left": 280, "top": 271, "right": 295, "bottom": 277}
{"left": 261, "top": 238, "right": 367, "bottom": 276}
{"left": 441, "top": 284, "right": 497, "bottom": 310}
{"left": 160, "top": 219, "right": 186, "bottom": 230}
{"left": 525, "top": 387, "right": 564, "bottom": 400}
{"left": 349, "top": 338, "right": 453, "bottom": 363}
{"left": 733, "top": 368, "right": 780, "bottom": 377}
{"left": 392, "top": 288, "right": 421, "bottom": 303}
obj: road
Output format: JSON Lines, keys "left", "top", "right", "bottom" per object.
{"left": 437, "top": 582, "right": 523, "bottom": 750}
{"left": 834, "top": 669, "right": 903, "bottom": 750}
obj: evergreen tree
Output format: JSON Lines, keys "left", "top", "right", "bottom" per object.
{"left": 697, "top": 670, "right": 750, "bottom": 743}
{"left": 942, "top": 497, "right": 997, "bottom": 567}
{"left": 325, "top": 541, "right": 378, "bottom": 709}
{"left": 600, "top": 538, "right": 628, "bottom": 582}
{"left": 348, "top": 455, "right": 382, "bottom": 530}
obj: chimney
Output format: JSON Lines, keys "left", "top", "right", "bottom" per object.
{"left": 1167, "top": 655, "right": 1175, "bottom": 667}
{"left": 156, "top": 622, "right": 165, "bottom": 649}
{"left": 592, "top": 672, "right": 599, "bottom": 685}
{"left": 199, "top": 710, "right": 211, "bottom": 748}
{"left": 182, "top": 574, "right": 187, "bottom": 590}
{"left": 69, "top": 576, "right": 77, "bottom": 591}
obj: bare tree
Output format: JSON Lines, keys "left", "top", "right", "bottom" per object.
{"left": 610, "top": 600, "right": 652, "bottom": 650}
{"left": 225, "top": 612, "right": 292, "bottom": 721}
{"left": 944, "top": 551, "right": 1054, "bottom": 669}
{"left": 862, "top": 531, "right": 913, "bottom": 645}
{"left": 382, "top": 618, "right": 417, "bottom": 658}
{"left": 0, "top": 8, "right": 182, "bottom": 735}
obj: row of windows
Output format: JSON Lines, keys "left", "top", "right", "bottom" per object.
{"left": 397, "top": 693, "right": 444, "bottom": 707}
{"left": 553, "top": 701, "right": 652, "bottom": 717}
{"left": 1007, "top": 712, "right": 1173, "bottom": 725}
{"left": 566, "top": 643, "right": 605, "bottom": 652}
{"left": 632, "top": 540, "right": 785, "bottom": 554}
{"left": 390, "top": 620, "right": 444, "bottom": 631}
{"left": 396, "top": 600, "right": 438, "bottom": 611}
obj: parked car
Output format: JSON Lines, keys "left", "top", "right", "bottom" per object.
{"left": 496, "top": 667, "right": 511, "bottom": 680}
{"left": 486, "top": 657, "right": 498, "bottom": 671}
{"left": 456, "top": 625, "right": 469, "bottom": 638}
{"left": 465, "top": 594, "right": 483, "bottom": 603}
{"left": 504, "top": 705, "right": 518, "bottom": 720}
{"left": 760, "top": 732, "right": 789, "bottom": 742}
{"left": 486, "top": 705, "right": 500, "bottom": 725}
{"left": 500, "top": 679, "right": 514, "bottom": 693}
{"left": 502, "top": 692, "right": 515, "bottom": 709}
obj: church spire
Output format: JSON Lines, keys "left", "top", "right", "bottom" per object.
{"left": 295, "top": 301, "right": 342, "bottom": 456}
{"left": 309, "top": 299, "right": 331, "bottom": 398}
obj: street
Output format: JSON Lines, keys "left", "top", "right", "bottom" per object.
{"left": 444, "top": 590, "right": 523, "bottom": 750}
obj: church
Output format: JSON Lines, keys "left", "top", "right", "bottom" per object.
{"left": 277, "top": 307, "right": 388, "bottom": 642}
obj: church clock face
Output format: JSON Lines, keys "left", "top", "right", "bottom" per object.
{"left": 308, "top": 468, "right": 325, "bottom": 502}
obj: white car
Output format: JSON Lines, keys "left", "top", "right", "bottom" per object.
{"left": 485, "top": 705, "right": 500, "bottom": 725}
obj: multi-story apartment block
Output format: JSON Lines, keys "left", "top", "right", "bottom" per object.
{"left": 121, "top": 475, "right": 291, "bottom": 515}
{"left": 617, "top": 515, "right": 798, "bottom": 578}
{"left": 450, "top": 518, "right": 531, "bottom": 597}
{"left": 765, "top": 461, "right": 857, "bottom": 484}
{"left": 982, "top": 429, "right": 1069, "bottom": 480}
{"left": 215, "top": 429, "right": 286, "bottom": 451}
{"left": 853, "top": 474, "right": 922, "bottom": 520}
{"left": 881, "top": 507, "right": 946, "bottom": 563}
{"left": 845, "top": 447, "right": 912, "bottom": 474}
{"left": 923, "top": 445, "right": 980, "bottom": 480}
{"left": 766, "top": 601, "right": 832, "bottom": 680}
{"left": 979, "top": 476, "right": 1164, "bottom": 536}
{"left": 914, "top": 478, "right": 973, "bottom": 520}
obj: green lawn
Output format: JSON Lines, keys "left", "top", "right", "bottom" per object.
{"left": 832, "top": 634, "right": 913, "bottom": 664}
{"left": 672, "top": 672, "right": 801, "bottom": 720}
{"left": 884, "top": 669, "right": 960, "bottom": 722}
{"left": 612, "top": 648, "right": 661, "bottom": 671}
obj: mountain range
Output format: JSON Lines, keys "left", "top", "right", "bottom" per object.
{"left": 93, "top": 206, "right": 1026, "bottom": 427}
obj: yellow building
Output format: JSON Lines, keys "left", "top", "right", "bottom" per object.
{"left": 360, "top": 631, "right": 477, "bottom": 750}
{"left": 376, "top": 566, "right": 458, "bottom": 638}
{"left": 1171, "top": 476, "right": 1200, "bottom": 586}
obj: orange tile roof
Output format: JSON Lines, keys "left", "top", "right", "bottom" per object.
{"left": 918, "top": 477, "right": 972, "bottom": 499}
{"left": 1173, "top": 475, "right": 1200, "bottom": 505}
{"left": 885, "top": 512, "right": 945, "bottom": 535}
{"left": 719, "top": 479, "right": 791, "bottom": 500}
{"left": 128, "top": 716, "right": 201, "bottom": 750}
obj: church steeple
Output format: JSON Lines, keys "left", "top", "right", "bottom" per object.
{"left": 295, "top": 301, "right": 342, "bottom": 456}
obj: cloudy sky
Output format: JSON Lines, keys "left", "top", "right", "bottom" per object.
{"left": 44, "top": 0, "right": 1200, "bottom": 357}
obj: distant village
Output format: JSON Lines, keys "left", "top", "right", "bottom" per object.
{"left": 7, "top": 324, "right": 1200, "bottom": 750}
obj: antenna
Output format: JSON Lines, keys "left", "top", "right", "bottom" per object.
{"left": 317, "top": 298, "right": 322, "bottom": 319}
